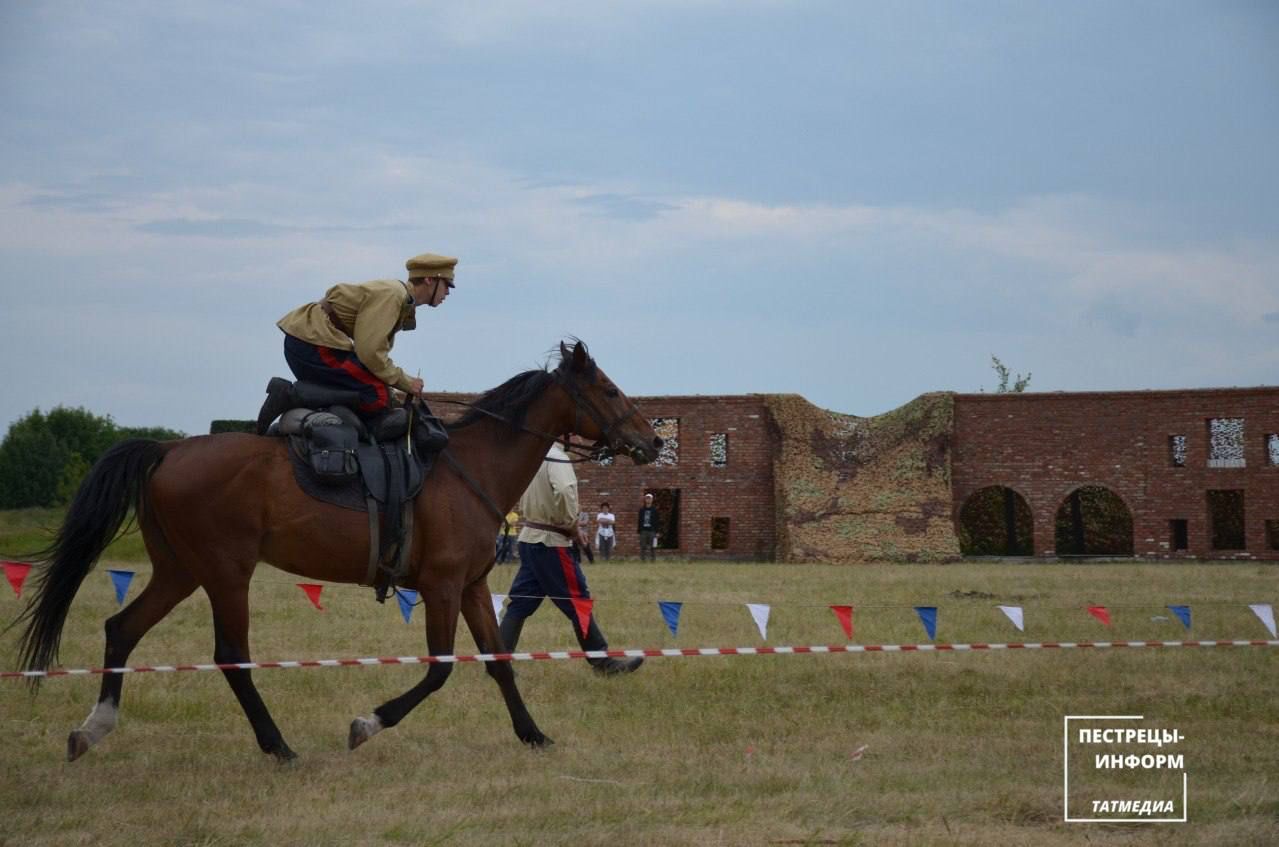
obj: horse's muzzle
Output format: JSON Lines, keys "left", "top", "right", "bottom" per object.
{"left": 623, "top": 435, "right": 663, "bottom": 465}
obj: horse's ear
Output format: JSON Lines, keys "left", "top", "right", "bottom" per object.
{"left": 571, "top": 341, "right": 588, "bottom": 372}
{"left": 560, "top": 341, "right": 570, "bottom": 361}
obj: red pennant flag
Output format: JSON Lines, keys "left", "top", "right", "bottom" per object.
{"left": 571, "top": 597, "right": 594, "bottom": 639}
{"left": 4, "top": 562, "right": 32, "bottom": 598}
{"left": 830, "top": 605, "right": 854, "bottom": 640}
{"left": 1087, "top": 605, "right": 1110, "bottom": 626}
{"left": 298, "top": 583, "right": 325, "bottom": 611}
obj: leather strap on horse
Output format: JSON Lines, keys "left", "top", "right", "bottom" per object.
{"left": 365, "top": 495, "right": 380, "bottom": 585}
{"left": 440, "top": 448, "right": 509, "bottom": 538}
{"left": 364, "top": 497, "right": 416, "bottom": 598}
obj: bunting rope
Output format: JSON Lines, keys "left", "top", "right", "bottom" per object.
{"left": 5, "top": 639, "right": 1277, "bottom": 680}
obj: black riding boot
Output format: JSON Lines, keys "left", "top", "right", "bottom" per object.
{"left": 256, "top": 378, "right": 367, "bottom": 435}
{"left": 499, "top": 613, "right": 526, "bottom": 653}
{"left": 577, "top": 616, "right": 643, "bottom": 676}
{"left": 256, "top": 377, "right": 295, "bottom": 435}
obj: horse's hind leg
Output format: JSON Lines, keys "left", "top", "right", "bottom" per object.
{"left": 204, "top": 579, "right": 296, "bottom": 762}
{"left": 67, "top": 562, "right": 198, "bottom": 762}
{"left": 461, "top": 580, "right": 550, "bottom": 747}
{"left": 349, "top": 585, "right": 461, "bottom": 750}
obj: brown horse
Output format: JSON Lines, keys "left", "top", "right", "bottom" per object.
{"left": 12, "top": 340, "right": 661, "bottom": 762}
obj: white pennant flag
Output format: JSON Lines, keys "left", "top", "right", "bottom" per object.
{"left": 493, "top": 594, "right": 507, "bottom": 623}
{"left": 747, "top": 603, "right": 771, "bottom": 639}
{"left": 1249, "top": 603, "right": 1277, "bottom": 638}
{"left": 998, "top": 605, "right": 1025, "bottom": 632}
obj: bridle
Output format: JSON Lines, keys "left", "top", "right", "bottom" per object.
{"left": 428, "top": 365, "right": 648, "bottom": 463}
{"left": 422, "top": 363, "right": 652, "bottom": 553}
{"left": 551, "top": 368, "right": 650, "bottom": 463}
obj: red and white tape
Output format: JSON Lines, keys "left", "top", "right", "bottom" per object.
{"left": 3, "top": 639, "right": 1277, "bottom": 680}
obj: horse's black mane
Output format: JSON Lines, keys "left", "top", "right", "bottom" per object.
{"left": 446, "top": 342, "right": 593, "bottom": 431}
{"left": 447, "top": 369, "right": 555, "bottom": 430}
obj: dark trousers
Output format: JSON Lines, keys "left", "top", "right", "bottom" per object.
{"left": 505, "top": 542, "right": 592, "bottom": 626}
{"left": 639, "top": 530, "right": 658, "bottom": 561}
{"left": 284, "top": 334, "right": 392, "bottom": 414}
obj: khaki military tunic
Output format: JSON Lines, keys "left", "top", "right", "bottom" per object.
{"left": 516, "top": 444, "right": 578, "bottom": 548}
{"left": 276, "top": 279, "right": 417, "bottom": 392}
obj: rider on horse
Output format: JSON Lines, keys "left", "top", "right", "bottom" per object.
{"left": 256, "top": 252, "right": 456, "bottom": 435}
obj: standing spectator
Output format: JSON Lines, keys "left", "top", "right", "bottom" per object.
{"left": 576, "top": 510, "right": 595, "bottom": 564}
{"left": 498, "top": 444, "right": 642, "bottom": 675}
{"left": 496, "top": 509, "right": 519, "bottom": 564}
{"left": 637, "top": 492, "right": 660, "bottom": 562}
{"left": 595, "top": 501, "right": 616, "bottom": 561}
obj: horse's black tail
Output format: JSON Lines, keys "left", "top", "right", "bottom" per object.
{"left": 9, "top": 438, "right": 169, "bottom": 680}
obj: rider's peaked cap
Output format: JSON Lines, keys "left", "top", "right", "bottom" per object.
{"left": 406, "top": 252, "right": 458, "bottom": 281}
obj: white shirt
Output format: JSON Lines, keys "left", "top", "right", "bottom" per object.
{"left": 595, "top": 510, "right": 616, "bottom": 538}
{"left": 516, "top": 444, "right": 578, "bottom": 548}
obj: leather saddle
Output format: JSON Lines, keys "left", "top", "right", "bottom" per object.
{"left": 268, "top": 387, "right": 449, "bottom": 603}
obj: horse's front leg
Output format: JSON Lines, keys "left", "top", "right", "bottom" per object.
{"left": 348, "top": 582, "right": 461, "bottom": 751}
{"left": 461, "top": 579, "right": 551, "bottom": 747}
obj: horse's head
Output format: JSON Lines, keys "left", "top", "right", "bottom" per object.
{"left": 553, "top": 340, "right": 662, "bottom": 465}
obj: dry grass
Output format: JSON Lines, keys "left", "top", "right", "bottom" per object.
{"left": 1, "top": 558, "right": 1276, "bottom": 846}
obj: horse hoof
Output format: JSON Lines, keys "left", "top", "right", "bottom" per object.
{"left": 348, "top": 716, "right": 380, "bottom": 751}
{"left": 525, "top": 732, "right": 554, "bottom": 749}
{"left": 271, "top": 745, "right": 299, "bottom": 764}
{"left": 66, "top": 730, "right": 91, "bottom": 762}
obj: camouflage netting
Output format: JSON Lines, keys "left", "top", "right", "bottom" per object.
{"left": 765, "top": 392, "right": 960, "bottom": 563}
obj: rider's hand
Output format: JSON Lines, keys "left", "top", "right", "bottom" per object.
{"left": 408, "top": 377, "right": 425, "bottom": 397}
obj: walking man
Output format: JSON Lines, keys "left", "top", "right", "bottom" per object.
{"left": 498, "top": 444, "right": 642, "bottom": 675}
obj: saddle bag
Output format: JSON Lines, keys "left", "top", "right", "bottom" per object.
{"left": 412, "top": 411, "right": 450, "bottom": 454}
{"left": 304, "top": 412, "right": 359, "bottom": 483}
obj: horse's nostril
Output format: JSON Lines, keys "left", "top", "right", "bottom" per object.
{"left": 652, "top": 437, "right": 664, "bottom": 449}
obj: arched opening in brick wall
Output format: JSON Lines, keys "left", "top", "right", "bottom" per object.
{"left": 958, "top": 486, "right": 1034, "bottom": 556}
{"left": 1054, "top": 486, "right": 1134, "bottom": 556}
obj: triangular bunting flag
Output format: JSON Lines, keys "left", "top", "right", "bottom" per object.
{"left": 106, "top": 569, "right": 135, "bottom": 606}
{"left": 3, "top": 561, "right": 32, "bottom": 598}
{"left": 829, "top": 605, "right": 853, "bottom": 640}
{"left": 492, "top": 593, "right": 507, "bottom": 622}
{"left": 658, "top": 601, "right": 683, "bottom": 636}
{"left": 396, "top": 589, "right": 418, "bottom": 624}
{"left": 571, "top": 597, "right": 594, "bottom": 639}
{"left": 1167, "top": 605, "right": 1191, "bottom": 630}
{"left": 1249, "top": 603, "right": 1277, "bottom": 638}
{"left": 997, "top": 605, "right": 1024, "bottom": 632}
{"left": 1087, "top": 605, "right": 1110, "bottom": 626}
{"left": 914, "top": 606, "right": 937, "bottom": 640}
{"left": 298, "top": 583, "right": 325, "bottom": 611}
{"left": 746, "top": 603, "right": 770, "bottom": 639}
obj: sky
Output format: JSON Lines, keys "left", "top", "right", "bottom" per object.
{"left": 1, "top": 1, "right": 1277, "bottom": 436}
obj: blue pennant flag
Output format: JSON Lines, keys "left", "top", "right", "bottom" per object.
{"left": 106, "top": 569, "right": 134, "bottom": 606}
{"left": 1167, "top": 605, "right": 1191, "bottom": 630}
{"left": 658, "top": 601, "right": 683, "bottom": 636}
{"left": 396, "top": 589, "right": 418, "bottom": 624}
{"left": 914, "top": 606, "right": 938, "bottom": 641}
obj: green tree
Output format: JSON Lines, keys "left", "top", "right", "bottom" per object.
{"left": 119, "top": 425, "right": 186, "bottom": 441}
{"left": 0, "top": 419, "right": 72, "bottom": 508}
{"left": 990, "top": 355, "right": 1031, "bottom": 393}
{"left": 0, "top": 406, "right": 186, "bottom": 508}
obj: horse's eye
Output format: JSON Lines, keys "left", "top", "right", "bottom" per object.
{"left": 605, "top": 387, "right": 619, "bottom": 398}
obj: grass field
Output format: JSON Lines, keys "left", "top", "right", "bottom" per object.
{"left": 1, "top": 518, "right": 1277, "bottom": 845}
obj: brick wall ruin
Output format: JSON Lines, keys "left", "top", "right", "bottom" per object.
{"left": 426, "top": 383, "right": 1279, "bottom": 562}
